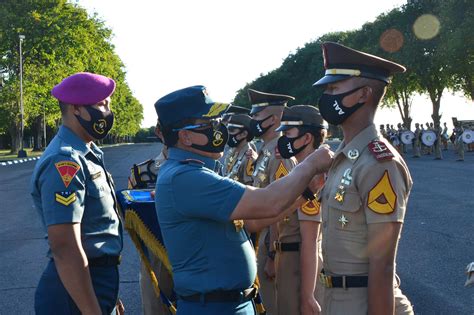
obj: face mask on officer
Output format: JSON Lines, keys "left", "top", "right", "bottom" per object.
{"left": 318, "top": 86, "right": 366, "bottom": 125}
{"left": 75, "top": 105, "right": 114, "bottom": 140}
{"left": 277, "top": 131, "right": 309, "bottom": 159}
{"left": 227, "top": 129, "right": 247, "bottom": 148}
{"left": 188, "top": 123, "right": 229, "bottom": 153}
{"left": 250, "top": 115, "right": 273, "bottom": 137}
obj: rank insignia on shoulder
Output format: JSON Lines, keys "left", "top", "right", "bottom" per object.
{"left": 246, "top": 159, "right": 254, "bottom": 176}
{"left": 180, "top": 159, "right": 205, "bottom": 166}
{"left": 301, "top": 200, "right": 321, "bottom": 216}
{"left": 55, "top": 161, "right": 81, "bottom": 188}
{"left": 55, "top": 191, "right": 76, "bottom": 206}
{"left": 275, "top": 161, "right": 289, "bottom": 180}
{"left": 368, "top": 140, "right": 394, "bottom": 161}
{"left": 367, "top": 170, "right": 397, "bottom": 214}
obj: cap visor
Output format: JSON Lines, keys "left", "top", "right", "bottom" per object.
{"left": 275, "top": 125, "right": 293, "bottom": 132}
{"left": 312, "top": 75, "right": 351, "bottom": 87}
{"left": 250, "top": 106, "right": 265, "bottom": 115}
{"left": 227, "top": 105, "right": 250, "bottom": 115}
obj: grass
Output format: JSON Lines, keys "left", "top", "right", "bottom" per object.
{"left": 0, "top": 148, "right": 44, "bottom": 162}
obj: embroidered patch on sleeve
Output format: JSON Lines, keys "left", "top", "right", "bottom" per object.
{"left": 367, "top": 170, "right": 397, "bottom": 214}
{"left": 55, "top": 161, "right": 81, "bottom": 188}
{"left": 301, "top": 200, "right": 320, "bottom": 216}
{"left": 55, "top": 191, "right": 77, "bottom": 206}
{"left": 368, "top": 140, "right": 394, "bottom": 161}
{"left": 275, "top": 161, "right": 289, "bottom": 180}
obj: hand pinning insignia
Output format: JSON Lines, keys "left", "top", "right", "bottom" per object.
{"left": 367, "top": 170, "right": 397, "bottom": 214}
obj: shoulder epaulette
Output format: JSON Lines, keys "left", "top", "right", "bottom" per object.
{"left": 368, "top": 140, "right": 394, "bottom": 162}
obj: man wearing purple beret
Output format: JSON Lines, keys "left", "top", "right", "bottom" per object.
{"left": 30, "top": 72, "right": 124, "bottom": 315}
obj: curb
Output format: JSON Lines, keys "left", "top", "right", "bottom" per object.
{"left": 0, "top": 156, "right": 41, "bottom": 167}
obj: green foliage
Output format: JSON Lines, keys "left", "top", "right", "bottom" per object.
{"left": 0, "top": 0, "right": 143, "bottom": 150}
{"left": 234, "top": 1, "right": 472, "bottom": 128}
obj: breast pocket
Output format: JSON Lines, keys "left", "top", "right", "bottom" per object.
{"left": 87, "top": 178, "right": 110, "bottom": 199}
{"left": 328, "top": 189, "right": 364, "bottom": 232}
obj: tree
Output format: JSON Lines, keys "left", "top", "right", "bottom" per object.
{"left": 0, "top": 0, "right": 143, "bottom": 153}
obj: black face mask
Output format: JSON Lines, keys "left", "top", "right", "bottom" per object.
{"left": 227, "top": 130, "right": 245, "bottom": 148}
{"left": 191, "top": 123, "right": 229, "bottom": 153}
{"left": 75, "top": 106, "right": 114, "bottom": 140}
{"left": 318, "top": 86, "right": 366, "bottom": 125}
{"left": 250, "top": 115, "right": 273, "bottom": 137}
{"left": 277, "top": 133, "right": 307, "bottom": 159}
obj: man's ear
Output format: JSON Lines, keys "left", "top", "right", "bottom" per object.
{"left": 359, "top": 86, "right": 372, "bottom": 103}
{"left": 179, "top": 130, "right": 193, "bottom": 146}
{"left": 73, "top": 105, "right": 81, "bottom": 115}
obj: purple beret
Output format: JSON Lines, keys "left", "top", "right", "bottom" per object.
{"left": 51, "top": 72, "right": 116, "bottom": 105}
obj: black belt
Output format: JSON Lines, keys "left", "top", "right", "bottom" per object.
{"left": 274, "top": 241, "right": 300, "bottom": 252}
{"left": 88, "top": 255, "right": 121, "bottom": 267}
{"left": 319, "top": 270, "right": 368, "bottom": 288}
{"left": 179, "top": 287, "right": 257, "bottom": 303}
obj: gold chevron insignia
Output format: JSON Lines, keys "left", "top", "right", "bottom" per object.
{"left": 275, "top": 161, "right": 289, "bottom": 180}
{"left": 367, "top": 170, "right": 397, "bottom": 214}
{"left": 55, "top": 191, "right": 77, "bottom": 206}
{"left": 301, "top": 200, "right": 320, "bottom": 216}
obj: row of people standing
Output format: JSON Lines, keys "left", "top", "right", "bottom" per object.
{"left": 31, "top": 41, "right": 417, "bottom": 315}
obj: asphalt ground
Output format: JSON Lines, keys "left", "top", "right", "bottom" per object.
{"left": 0, "top": 142, "right": 473, "bottom": 314}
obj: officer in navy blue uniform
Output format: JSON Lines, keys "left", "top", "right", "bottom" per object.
{"left": 154, "top": 85, "right": 333, "bottom": 315}
{"left": 30, "top": 72, "right": 123, "bottom": 315}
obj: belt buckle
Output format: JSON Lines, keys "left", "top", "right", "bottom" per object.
{"left": 319, "top": 273, "right": 333, "bottom": 288}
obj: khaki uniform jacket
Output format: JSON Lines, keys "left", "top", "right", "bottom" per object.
{"left": 224, "top": 142, "right": 256, "bottom": 185}
{"left": 320, "top": 124, "right": 412, "bottom": 276}
{"left": 319, "top": 124, "right": 414, "bottom": 314}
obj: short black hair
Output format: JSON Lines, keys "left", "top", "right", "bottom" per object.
{"left": 161, "top": 118, "right": 198, "bottom": 147}
{"left": 59, "top": 101, "right": 69, "bottom": 115}
{"left": 298, "top": 127, "right": 325, "bottom": 149}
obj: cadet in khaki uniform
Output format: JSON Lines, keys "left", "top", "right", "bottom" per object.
{"left": 313, "top": 42, "right": 414, "bottom": 314}
{"left": 455, "top": 123, "right": 465, "bottom": 161}
{"left": 247, "top": 89, "right": 297, "bottom": 314}
{"left": 224, "top": 113, "right": 256, "bottom": 185}
{"left": 433, "top": 123, "right": 443, "bottom": 160}
{"left": 413, "top": 123, "right": 421, "bottom": 158}
{"left": 273, "top": 105, "right": 328, "bottom": 315}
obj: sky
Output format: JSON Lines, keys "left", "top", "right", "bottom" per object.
{"left": 78, "top": 0, "right": 473, "bottom": 130}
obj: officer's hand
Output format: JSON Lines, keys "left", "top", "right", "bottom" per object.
{"left": 301, "top": 296, "right": 321, "bottom": 315}
{"left": 264, "top": 258, "right": 276, "bottom": 280}
{"left": 308, "top": 173, "right": 325, "bottom": 193}
{"left": 308, "top": 145, "right": 334, "bottom": 173}
{"left": 116, "top": 299, "right": 125, "bottom": 315}
{"left": 246, "top": 148, "right": 258, "bottom": 161}
{"left": 150, "top": 190, "right": 156, "bottom": 199}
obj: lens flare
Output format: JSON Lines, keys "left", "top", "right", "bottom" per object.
{"left": 380, "top": 28, "right": 404, "bottom": 53}
{"left": 413, "top": 14, "right": 440, "bottom": 40}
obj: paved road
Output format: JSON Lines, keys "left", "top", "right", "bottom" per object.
{"left": 0, "top": 142, "right": 473, "bottom": 314}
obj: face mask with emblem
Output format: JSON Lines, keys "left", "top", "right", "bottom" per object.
{"left": 189, "top": 123, "right": 229, "bottom": 153}
{"left": 75, "top": 106, "right": 114, "bottom": 140}
{"left": 318, "top": 86, "right": 365, "bottom": 125}
{"left": 250, "top": 115, "right": 273, "bottom": 137}
{"left": 277, "top": 133, "right": 308, "bottom": 159}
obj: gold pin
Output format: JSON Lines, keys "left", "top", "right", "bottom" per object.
{"left": 283, "top": 216, "right": 290, "bottom": 223}
{"left": 233, "top": 220, "right": 244, "bottom": 232}
{"left": 338, "top": 214, "right": 349, "bottom": 228}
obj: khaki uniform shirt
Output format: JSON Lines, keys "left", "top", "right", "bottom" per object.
{"left": 320, "top": 124, "right": 412, "bottom": 276}
{"left": 224, "top": 142, "right": 256, "bottom": 185}
{"left": 252, "top": 137, "right": 296, "bottom": 189}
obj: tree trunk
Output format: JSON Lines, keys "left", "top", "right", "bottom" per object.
{"left": 33, "top": 115, "right": 43, "bottom": 151}
{"left": 9, "top": 122, "right": 20, "bottom": 154}
{"left": 428, "top": 88, "right": 443, "bottom": 127}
